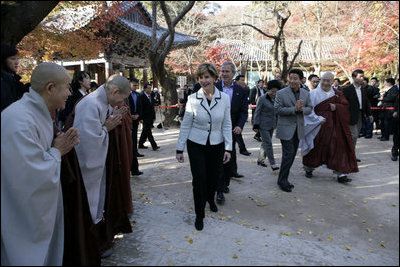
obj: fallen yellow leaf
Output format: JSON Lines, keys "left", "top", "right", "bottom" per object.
{"left": 233, "top": 253, "right": 238, "bottom": 259}
{"left": 185, "top": 236, "right": 193, "bottom": 244}
{"left": 327, "top": 236, "right": 333, "bottom": 241}
{"left": 235, "top": 210, "right": 240, "bottom": 213}
{"left": 167, "top": 245, "right": 173, "bottom": 251}
{"left": 168, "top": 262, "right": 173, "bottom": 266}
{"left": 362, "top": 200, "right": 368, "bottom": 204}
{"left": 307, "top": 215, "right": 312, "bottom": 218}
{"left": 365, "top": 207, "right": 370, "bottom": 211}
{"left": 366, "top": 228, "right": 371, "bottom": 233}
{"left": 279, "top": 214, "right": 285, "bottom": 218}
{"left": 162, "top": 235, "right": 167, "bottom": 239}
{"left": 345, "top": 246, "right": 351, "bottom": 251}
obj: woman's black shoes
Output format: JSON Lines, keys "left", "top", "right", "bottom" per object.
{"left": 209, "top": 201, "right": 218, "bottom": 212}
{"left": 195, "top": 217, "right": 203, "bottom": 231}
{"left": 257, "top": 160, "right": 268, "bottom": 167}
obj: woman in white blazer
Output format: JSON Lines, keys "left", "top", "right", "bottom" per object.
{"left": 176, "top": 62, "right": 232, "bottom": 231}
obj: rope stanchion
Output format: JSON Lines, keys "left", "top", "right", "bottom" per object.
{"left": 154, "top": 104, "right": 184, "bottom": 109}
{"left": 371, "top": 107, "right": 395, "bottom": 110}
{"left": 153, "top": 104, "right": 395, "bottom": 110}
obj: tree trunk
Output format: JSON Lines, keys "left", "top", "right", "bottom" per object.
{"left": 150, "top": 57, "right": 178, "bottom": 127}
{"left": 1, "top": 1, "right": 59, "bottom": 46}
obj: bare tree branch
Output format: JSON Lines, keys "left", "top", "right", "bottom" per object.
{"left": 288, "top": 40, "right": 303, "bottom": 71}
{"left": 241, "top": 23, "right": 278, "bottom": 40}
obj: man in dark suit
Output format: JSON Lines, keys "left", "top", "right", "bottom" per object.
{"left": 127, "top": 78, "right": 143, "bottom": 175}
{"left": 249, "top": 79, "right": 264, "bottom": 142}
{"left": 138, "top": 83, "right": 160, "bottom": 151}
{"left": 380, "top": 78, "right": 399, "bottom": 141}
{"left": 215, "top": 62, "right": 248, "bottom": 203}
{"left": 342, "top": 69, "right": 373, "bottom": 161}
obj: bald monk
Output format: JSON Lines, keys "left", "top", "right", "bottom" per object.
{"left": 300, "top": 72, "right": 358, "bottom": 183}
{"left": 1, "top": 62, "right": 79, "bottom": 266}
{"left": 73, "top": 74, "right": 131, "bottom": 257}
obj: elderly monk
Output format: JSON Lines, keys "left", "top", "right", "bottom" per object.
{"left": 301, "top": 72, "right": 358, "bottom": 183}
{"left": 1, "top": 62, "right": 79, "bottom": 266}
{"left": 73, "top": 74, "right": 131, "bottom": 257}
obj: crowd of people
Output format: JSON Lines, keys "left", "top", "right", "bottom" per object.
{"left": 1, "top": 40, "right": 399, "bottom": 265}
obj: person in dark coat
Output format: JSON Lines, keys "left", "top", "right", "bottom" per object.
{"left": 380, "top": 78, "right": 399, "bottom": 141}
{"left": 391, "top": 95, "right": 399, "bottom": 161}
{"left": 214, "top": 62, "right": 248, "bottom": 203}
{"left": 58, "top": 71, "right": 91, "bottom": 127}
{"left": 342, "top": 69, "right": 373, "bottom": 161}
{"left": 127, "top": 78, "right": 144, "bottom": 174}
{"left": 1, "top": 43, "right": 29, "bottom": 111}
{"left": 138, "top": 83, "right": 160, "bottom": 150}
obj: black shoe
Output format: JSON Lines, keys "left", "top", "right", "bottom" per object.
{"left": 391, "top": 155, "right": 398, "bottom": 161}
{"left": 232, "top": 173, "right": 244, "bottom": 178}
{"left": 356, "top": 158, "right": 361, "bottom": 162}
{"left": 278, "top": 183, "right": 292, "bottom": 192}
{"left": 100, "top": 249, "right": 113, "bottom": 258}
{"left": 289, "top": 183, "right": 294, "bottom": 189}
{"left": 240, "top": 150, "right": 251, "bottom": 156}
{"left": 138, "top": 145, "right": 148, "bottom": 149}
{"left": 209, "top": 201, "right": 218, "bottom": 212}
{"left": 305, "top": 171, "right": 313, "bottom": 178}
{"left": 195, "top": 217, "right": 203, "bottom": 231}
{"left": 223, "top": 187, "right": 229, "bottom": 193}
{"left": 254, "top": 136, "right": 262, "bottom": 142}
{"left": 365, "top": 136, "right": 372, "bottom": 139}
{"left": 380, "top": 137, "right": 389, "bottom": 141}
{"left": 131, "top": 171, "right": 143, "bottom": 176}
{"left": 136, "top": 153, "right": 144, "bottom": 157}
{"left": 271, "top": 165, "right": 280, "bottom": 171}
{"left": 338, "top": 176, "right": 352, "bottom": 183}
{"left": 152, "top": 146, "right": 160, "bottom": 151}
{"left": 257, "top": 160, "right": 268, "bottom": 167}
{"left": 216, "top": 192, "right": 225, "bottom": 203}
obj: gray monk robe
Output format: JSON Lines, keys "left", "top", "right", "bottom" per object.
{"left": 73, "top": 85, "right": 109, "bottom": 224}
{"left": 1, "top": 88, "right": 64, "bottom": 266}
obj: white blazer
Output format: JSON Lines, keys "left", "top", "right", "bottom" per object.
{"left": 176, "top": 87, "right": 232, "bottom": 152}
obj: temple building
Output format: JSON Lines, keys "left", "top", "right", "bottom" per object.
{"left": 53, "top": 1, "right": 199, "bottom": 87}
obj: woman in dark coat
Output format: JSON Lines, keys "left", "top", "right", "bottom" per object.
{"left": 1, "top": 43, "right": 29, "bottom": 111}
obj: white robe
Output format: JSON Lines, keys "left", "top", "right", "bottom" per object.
{"left": 1, "top": 88, "right": 64, "bottom": 266}
{"left": 73, "top": 85, "right": 110, "bottom": 224}
{"left": 300, "top": 86, "right": 335, "bottom": 156}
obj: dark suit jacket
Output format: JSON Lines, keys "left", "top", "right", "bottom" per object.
{"left": 342, "top": 84, "right": 371, "bottom": 125}
{"left": 59, "top": 90, "right": 85, "bottom": 123}
{"left": 215, "top": 80, "right": 249, "bottom": 129}
{"left": 139, "top": 92, "right": 156, "bottom": 123}
{"left": 382, "top": 86, "right": 399, "bottom": 107}
{"left": 127, "top": 91, "right": 142, "bottom": 116}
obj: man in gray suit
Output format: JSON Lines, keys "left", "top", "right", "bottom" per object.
{"left": 274, "top": 69, "right": 312, "bottom": 192}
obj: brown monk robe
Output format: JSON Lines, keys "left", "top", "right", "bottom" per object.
{"left": 303, "top": 90, "right": 359, "bottom": 174}
{"left": 102, "top": 103, "right": 133, "bottom": 250}
{"left": 52, "top": 111, "right": 101, "bottom": 266}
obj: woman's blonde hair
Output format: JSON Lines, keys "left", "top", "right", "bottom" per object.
{"left": 196, "top": 62, "right": 218, "bottom": 80}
